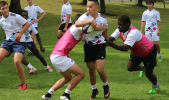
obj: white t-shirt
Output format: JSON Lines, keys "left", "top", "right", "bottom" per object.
{"left": 24, "top": 4, "right": 45, "bottom": 27}
{"left": 0, "top": 12, "right": 27, "bottom": 42}
{"left": 24, "top": 22, "right": 38, "bottom": 42}
{"left": 110, "top": 28, "right": 142, "bottom": 47}
{"left": 77, "top": 12, "right": 108, "bottom": 45}
{"left": 61, "top": 2, "right": 72, "bottom": 24}
{"left": 141, "top": 9, "right": 161, "bottom": 33}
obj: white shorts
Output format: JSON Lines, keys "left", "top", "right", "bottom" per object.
{"left": 145, "top": 32, "right": 160, "bottom": 41}
{"left": 50, "top": 54, "right": 75, "bottom": 72}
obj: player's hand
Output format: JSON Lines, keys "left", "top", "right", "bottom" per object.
{"left": 63, "top": 27, "right": 67, "bottom": 32}
{"left": 91, "top": 20, "right": 97, "bottom": 27}
{"left": 40, "top": 46, "right": 45, "bottom": 52}
{"left": 15, "top": 33, "right": 22, "bottom": 39}
{"left": 34, "top": 19, "right": 40, "bottom": 22}
{"left": 157, "top": 30, "right": 160, "bottom": 36}
{"left": 106, "top": 39, "right": 111, "bottom": 46}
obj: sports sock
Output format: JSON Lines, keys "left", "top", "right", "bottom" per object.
{"left": 158, "top": 54, "right": 161, "bottom": 57}
{"left": 91, "top": 84, "right": 97, "bottom": 90}
{"left": 48, "top": 88, "right": 54, "bottom": 95}
{"left": 153, "top": 82, "right": 159, "bottom": 88}
{"left": 45, "top": 64, "right": 50, "bottom": 69}
{"left": 65, "top": 88, "right": 71, "bottom": 94}
{"left": 27, "top": 63, "right": 33, "bottom": 69}
{"left": 103, "top": 81, "right": 108, "bottom": 86}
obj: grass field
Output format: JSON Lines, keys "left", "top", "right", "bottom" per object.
{"left": 0, "top": 0, "right": 169, "bottom": 100}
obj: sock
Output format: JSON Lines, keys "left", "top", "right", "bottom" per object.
{"left": 158, "top": 54, "right": 161, "bottom": 57}
{"left": 153, "top": 82, "right": 159, "bottom": 88}
{"left": 27, "top": 63, "right": 33, "bottom": 69}
{"left": 48, "top": 88, "right": 54, "bottom": 95}
{"left": 45, "top": 64, "right": 50, "bottom": 69}
{"left": 91, "top": 84, "right": 97, "bottom": 90}
{"left": 65, "top": 88, "right": 71, "bottom": 94}
{"left": 103, "top": 81, "right": 108, "bottom": 86}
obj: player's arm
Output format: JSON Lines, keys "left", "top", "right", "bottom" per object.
{"left": 140, "top": 22, "right": 145, "bottom": 33}
{"left": 30, "top": 32, "right": 37, "bottom": 45}
{"left": 107, "top": 41, "right": 131, "bottom": 51}
{"left": 63, "top": 14, "right": 71, "bottom": 32}
{"left": 34, "top": 11, "right": 46, "bottom": 22}
{"left": 75, "top": 19, "right": 94, "bottom": 27}
{"left": 93, "top": 25, "right": 108, "bottom": 31}
{"left": 157, "top": 21, "right": 160, "bottom": 36}
{"left": 102, "top": 29, "right": 109, "bottom": 41}
{"left": 36, "top": 33, "right": 45, "bottom": 52}
{"left": 16, "top": 21, "right": 30, "bottom": 39}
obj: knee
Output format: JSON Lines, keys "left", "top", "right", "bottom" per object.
{"left": 14, "top": 60, "right": 21, "bottom": 66}
{"left": 97, "top": 68, "right": 104, "bottom": 74}
{"left": 80, "top": 71, "right": 85, "bottom": 79}
{"left": 127, "top": 67, "right": 133, "bottom": 72}
{"left": 57, "top": 33, "right": 62, "bottom": 39}
{"left": 89, "top": 68, "right": 95, "bottom": 75}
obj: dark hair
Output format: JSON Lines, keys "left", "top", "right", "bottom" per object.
{"left": 146, "top": 0, "right": 154, "bottom": 5}
{"left": 0, "top": 1, "right": 8, "bottom": 8}
{"left": 73, "top": 14, "right": 82, "bottom": 24}
{"left": 118, "top": 15, "right": 131, "bottom": 24}
{"left": 21, "top": 10, "right": 28, "bottom": 15}
{"left": 88, "top": 0, "right": 99, "bottom": 6}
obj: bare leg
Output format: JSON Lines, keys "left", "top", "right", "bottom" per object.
{"left": 154, "top": 41, "right": 160, "bottom": 54}
{"left": 86, "top": 61, "right": 96, "bottom": 85}
{"left": 0, "top": 48, "right": 10, "bottom": 62}
{"left": 14, "top": 53, "right": 25, "bottom": 84}
{"left": 96, "top": 59, "right": 107, "bottom": 82}
{"left": 127, "top": 61, "right": 144, "bottom": 71}
{"left": 145, "top": 67, "right": 157, "bottom": 85}
{"left": 57, "top": 30, "right": 64, "bottom": 39}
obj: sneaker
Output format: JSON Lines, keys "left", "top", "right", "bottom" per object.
{"left": 158, "top": 56, "right": 162, "bottom": 62}
{"left": 148, "top": 85, "right": 160, "bottom": 93}
{"left": 42, "top": 95, "right": 51, "bottom": 100}
{"left": 89, "top": 89, "right": 99, "bottom": 100}
{"left": 60, "top": 93, "right": 71, "bottom": 100}
{"left": 103, "top": 85, "right": 110, "bottom": 99}
{"left": 29, "top": 67, "right": 37, "bottom": 75}
{"left": 139, "top": 71, "right": 145, "bottom": 77}
{"left": 17, "top": 83, "right": 28, "bottom": 90}
{"left": 47, "top": 67, "right": 53, "bottom": 72}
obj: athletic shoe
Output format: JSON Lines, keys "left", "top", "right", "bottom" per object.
{"left": 148, "top": 85, "right": 160, "bottom": 93}
{"left": 89, "top": 89, "right": 99, "bottom": 100}
{"left": 60, "top": 93, "right": 71, "bottom": 100}
{"left": 158, "top": 56, "right": 162, "bottom": 62}
{"left": 17, "top": 83, "right": 28, "bottom": 90}
{"left": 47, "top": 67, "right": 53, "bottom": 72}
{"left": 139, "top": 71, "right": 145, "bottom": 77}
{"left": 29, "top": 67, "right": 37, "bottom": 75}
{"left": 103, "top": 85, "right": 110, "bottom": 99}
{"left": 42, "top": 95, "right": 51, "bottom": 100}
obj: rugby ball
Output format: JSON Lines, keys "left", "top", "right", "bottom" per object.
{"left": 82, "top": 24, "right": 94, "bottom": 34}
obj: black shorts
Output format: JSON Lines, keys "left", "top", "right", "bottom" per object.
{"left": 59, "top": 23, "right": 72, "bottom": 32}
{"left": 129, "top": 44, "right": 157, "bottom": 69}
{"left": 26, "top": 42, "right": 36, "bottom": 50}
{"left": 84, "top": 43, "right": 106, "bottom": 62}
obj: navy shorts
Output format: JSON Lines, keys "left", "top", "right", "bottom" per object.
{"left": 129, "top": 44, "right": 157, "bottom": 69}
{"left": 59, "top": 23, "right": 72, "bottom": 32}
{"left": 84, "top": 43, "right": 106, "bottom": 62}
{"left": 26, "top": 42, "right": 36, "bottom": 50}
{"left": 0, "top": 40, "right": 27, "bottom": 55}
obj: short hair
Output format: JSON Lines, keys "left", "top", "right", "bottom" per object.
{"left": 0, "top": 1, "right": 8, "bottom": 8}
{"left": 73, "top": 14, "right": 82, "bottom": 24}
{"left": 118, "top": 15, "right": 131, "bottom": 24}
{"left": 21, "top": 10, "right": 28, "bottom": 15}
{"left": 146, "top": 0, "right": 154, "bottom": 5}
{"left": 88, "top": 0, "right": 99, "bottom": 6}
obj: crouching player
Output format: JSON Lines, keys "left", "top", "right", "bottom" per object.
{"left": 107, "top": 15, "right": 160, "bottom": 93}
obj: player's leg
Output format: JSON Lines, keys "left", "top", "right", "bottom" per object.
{"left": 154, "top": 41, "right": 162, "bottom": 61}
{"left": 28, "top": 42, "right": 53, "bottom": 72}
{"left": 22, "top": 57, "right": 37, "bottom": 74}
{"left": 0, "top": 48, "right": 10, "bottom": 62}
{"left": 57, "top": 30, "right": 63, "bottom": 39}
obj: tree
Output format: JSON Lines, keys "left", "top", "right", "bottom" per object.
{"left": 81, "top": 0, "right": 87, "bottom": 5}
{"left": 100, "top": 0, "right": 106, "bottom": 14}
{"left": 9, "top": 0, "right": 22, "bottom": 15}
{"left": 136, "top": 0, "right": 143, "bottom": 6}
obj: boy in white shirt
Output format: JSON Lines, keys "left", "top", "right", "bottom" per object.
{"left": 0, "top": 1, "right": 30, "bottom": 90}
{"left": 140, "top": 0, "right": 162, "bottom": 61}
{"left": 57, "top": 0, "right": 72, "bottom": 39}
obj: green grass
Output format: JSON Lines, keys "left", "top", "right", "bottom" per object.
{"left": 0, "top": 0, "right": 169, "bottom": 100}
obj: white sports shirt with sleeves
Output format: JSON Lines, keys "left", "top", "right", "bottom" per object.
{"left": 77, "top": 12, "right": 108, "bottom": 45}
{"left": 24, "top": 4, "right": 45, "bottom": 27}
{"left": 61, "top": 2, "right": 72, "bottom": 24}
{"left": 141, "top": 8, "right": 161, "bottom": 33}
{"left": 24, "top": 23, "right": 38, "bottom": 42}
{"left": 110, "top": 28, "right": 142, "bottom": 47}
{"left": 0, "top": 12, "right": 27, "bottom": 42}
